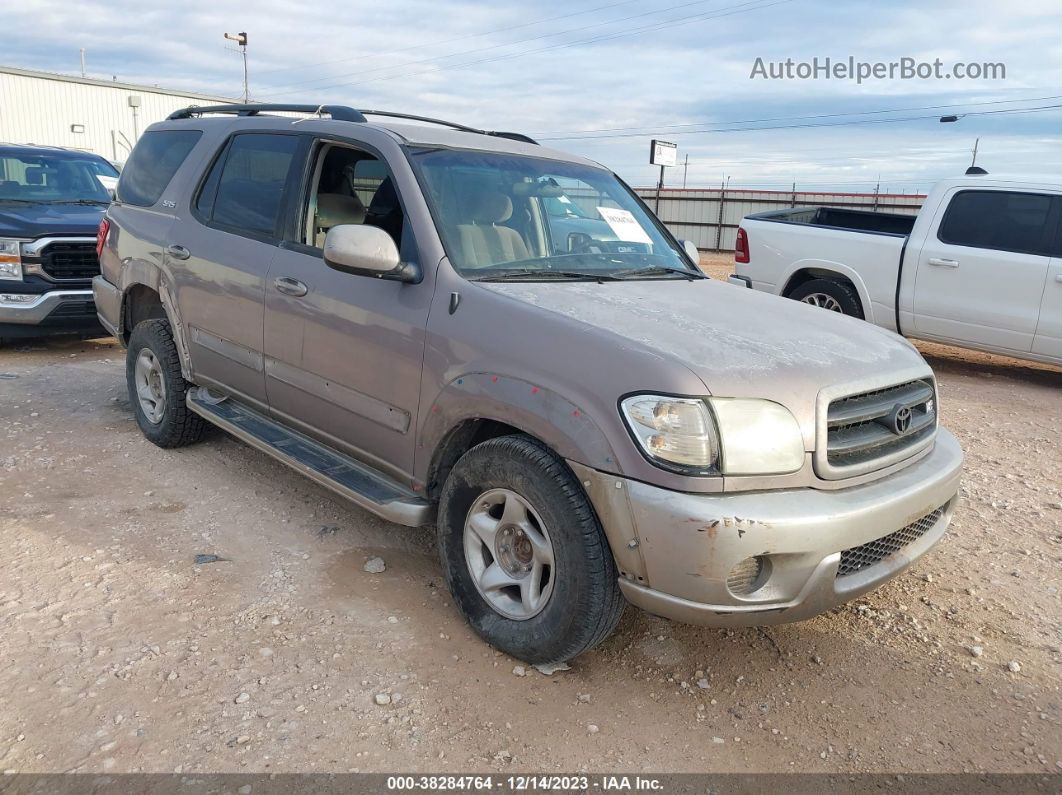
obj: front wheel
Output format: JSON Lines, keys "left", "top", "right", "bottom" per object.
{"left": 126, "top": 319, "right": 207, "bottom": 448}
{"left": 437, "top": 435, "right": 624, "bottom": 664}
{"left": 789, "top": 278, "right": 864, "bottom": 318}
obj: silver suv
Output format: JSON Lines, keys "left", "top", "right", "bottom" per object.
{"left": 94, "top": 104, "right": 963, "bottom": 663}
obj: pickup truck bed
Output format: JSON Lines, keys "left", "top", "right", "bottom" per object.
{"left": 750, "top": 206, "right": 916, "bottom": 237}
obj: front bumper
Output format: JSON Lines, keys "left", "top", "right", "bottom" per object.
{"left": 0, "top": 289, "right": 102, "bottom": 335}
{"left": 578, "top": 428, "right": 962, "bottom": 626}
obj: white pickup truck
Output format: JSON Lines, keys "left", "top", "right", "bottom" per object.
{"left": 729, "top": 174, "right": 1061, "bottom": 365}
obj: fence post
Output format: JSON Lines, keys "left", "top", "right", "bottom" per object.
{"left": 791, "top": 182, "right": 797, "bottom": 208}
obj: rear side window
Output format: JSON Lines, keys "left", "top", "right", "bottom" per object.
{"left": 938, "top": 190, "right": 1055, "bottom": 256}
{"left": 196, "top": 133, "right": 301, "bottom": 238}
{"left": 117, "top": 130, "right": 202, "bottom": 207}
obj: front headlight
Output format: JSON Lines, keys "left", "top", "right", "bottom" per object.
{"left": 708, "top": 398, "right": 805, "bottom": 475}
{"left": 0, "top": 239, "right": 22, "bottom": 281}
{"left": 621, "top": 395, "right": 719, "bottom": 472}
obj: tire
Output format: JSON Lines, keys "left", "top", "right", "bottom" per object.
{"left": 126, "top": 319, "right": 207, "bottom": 448}
{"left": 788, "top": 278, "right": 864, "bottom": 319}
{"left": 437, "top": 435, "right": 624, "bottom": 664}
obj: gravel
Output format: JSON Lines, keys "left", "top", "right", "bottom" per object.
{"left": 1, "top": 329, "right": 1058, "bottom": 775}
{"left": 363, "top": 557, "right": 386, "bottom": 574}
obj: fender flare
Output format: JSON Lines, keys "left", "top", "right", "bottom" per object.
{"left": 118, "top": 261, "right": 194, "bottom": 381}
{"left": 417, "top": 373, "right": 620, "bottom": 486}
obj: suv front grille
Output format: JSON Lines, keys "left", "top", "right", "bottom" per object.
{"left": 40, "top": 241, "right": 99, "bottom": 280}
{"left": 824, "top": 378, "right": 936, "bottom": 474}
{"left": 836, "top": 505, "right": 947, "bottom": 577}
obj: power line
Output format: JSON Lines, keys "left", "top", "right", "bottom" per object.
{"left": 263, "top": 0, "right": 719, "bottom": 91}
{"left": 253, "top": 0, "right": 643, "bottom": 79}
{"left": 533, "top": 93, "right": 1062, "bottom": 138}
{"left": 261, "top": 0, "right": 792, "bottom": 97}
{"left": 539, "top": 102, "right": 1062, "bottom": 141}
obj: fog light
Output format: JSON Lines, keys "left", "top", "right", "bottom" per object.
{"left": 0, "top": 293, "right": 35, "bottom": 304}
{"left": 727, "top": 556, "right": 769, "bottom": 595}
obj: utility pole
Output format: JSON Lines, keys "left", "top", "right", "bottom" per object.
{"left": 715, "top": 176, "right": 728, "bottom": 251}
{"left": 79, "top": 48, "right": 86, "bottom": 78}
{"left": 682, "top": 154, "right": 689, "bottom": 189}
{"left": 224, "top": 31, "right": 249, "bottom": 102}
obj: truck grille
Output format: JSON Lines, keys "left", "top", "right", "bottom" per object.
{"left": 40, "top": 241, "right": 99, "bottom": 280}
{"left": 836, "top": 505, "right": 947, "bottom": 577}
{"left": 823, "top": 378, "right": 936, "bottom": 476}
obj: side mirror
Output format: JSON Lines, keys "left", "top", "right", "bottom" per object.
{"left": 323, "top": 225, "right": 420, "bottom": 283}
{"left": 680, "top": 239, "right": 700, "bottom": 263}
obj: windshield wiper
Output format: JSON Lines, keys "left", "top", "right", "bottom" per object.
{"left": 42, "top": 198, "right": 110, "bottom": 206}
{"left": 612, "top": 265, "right": 704, "bottom": 281}
{"left": 470, "top": 269, "right": 621, "bottom": 283}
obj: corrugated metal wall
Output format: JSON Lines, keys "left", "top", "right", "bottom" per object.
{"left": 0, "top": 67, "right": 231, "bottom": 163}
{"left": 635, "top": 187, "right": 925, "bottom": 251}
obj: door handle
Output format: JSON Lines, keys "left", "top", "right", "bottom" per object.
{"left": 165, "top": 244, "right": 191, "bottom": 261}
{"left": 273, "top": 276, "right": 308, "bottom": 297}
{"left": 927, "top": 257, "right": 959, "bottom": 268}
{"left": 1056, "top": 274, "right": 1062, "bottom": 283}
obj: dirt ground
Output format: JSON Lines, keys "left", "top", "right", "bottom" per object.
{"left": 1, "top": 264, "right": 1059, "bottom": 775}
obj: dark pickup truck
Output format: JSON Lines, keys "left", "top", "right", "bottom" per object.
{"left": 0, "top": 144, "right": 118, "bottom": 345}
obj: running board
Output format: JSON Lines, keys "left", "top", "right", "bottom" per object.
{"left": 186, "top": 388, "right": 434, "bottom": 527}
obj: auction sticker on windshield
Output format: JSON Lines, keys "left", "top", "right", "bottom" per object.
{"left": 596, "top": 207, "right": 653, "bottom": 245}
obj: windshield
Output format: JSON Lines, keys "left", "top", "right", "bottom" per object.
{"left": 410, "top": 148, "right": 697, "bottom": 281}
{"left": 0, "top": 152, "right": 117, "bottom": 203}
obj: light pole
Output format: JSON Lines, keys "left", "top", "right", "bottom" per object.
{"left": 224, "top": 31, "right": 249, "bottom": 103}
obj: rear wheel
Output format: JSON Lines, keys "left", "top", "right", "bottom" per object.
{"left": 437, "top": 435, "right": 624, "bottom": 664}
{"left": 789, "top": 278, "right": 864, "bottom": 318}
{"left": 126, "top": 319, "right": 207, "bottom": 448}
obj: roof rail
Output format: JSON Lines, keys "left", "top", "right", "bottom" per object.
{"left": 167, "top": 104, "right": 368, "bottom": 122}
{"left": 165, "top": 104, "right": 537, "bottom": 144}
{"left": 356, "top": 110, "right": 538, "bottom": 145}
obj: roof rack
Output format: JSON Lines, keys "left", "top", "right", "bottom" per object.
{"left": 167, "top": 104, "right": 367, "bottom": 122}
{"left": 165, "top": 103, "right": 538, "bottom": 145}
{"left": 355, "top": 110, "right": 538, "bottom": 145}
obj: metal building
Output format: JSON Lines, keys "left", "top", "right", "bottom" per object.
{"left": 0, "top": 65, "right": 232, "bottom": 164}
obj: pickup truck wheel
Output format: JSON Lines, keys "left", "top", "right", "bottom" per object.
{"left": 437, "top": 435, "right": 624, "bottom": 664}
{"left": 126, "top": 319, "right": 207, "bottom": 448}
{"left": 789, "top": 278, "right": 864, "bottom": 319}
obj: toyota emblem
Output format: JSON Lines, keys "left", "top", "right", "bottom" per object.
{"left": 892, "top": 405, "right": 913, "bottom": 435}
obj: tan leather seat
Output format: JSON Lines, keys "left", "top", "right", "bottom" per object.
{"left": 456, "top": 192, "right": 529, "bottom": 268}
{"left": 314, "top": 192, "right": 367, "bottom": 247}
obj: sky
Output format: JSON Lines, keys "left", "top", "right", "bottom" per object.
{"left": 6, "top": 0, "right": 1062, "bottom": 192}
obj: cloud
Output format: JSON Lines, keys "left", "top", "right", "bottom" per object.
{"left": 5, "top": 0, "right": 1061, "bottom": 190}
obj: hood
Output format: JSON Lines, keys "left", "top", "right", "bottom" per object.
{"left": 480, "top": 278, "right": 931, "bottom": 446}
{"left": 0, "top": 202, "right": 105, "bottom": 239}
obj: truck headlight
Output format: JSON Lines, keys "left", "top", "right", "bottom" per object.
{"left": 0, "top": 239, "right": 22, "bottom": 281}
{"left": 620, "top": 395, "right": 719, "bottom": 472}
{"left": 708, "top": 398, "right": 805, "bottom": 475}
